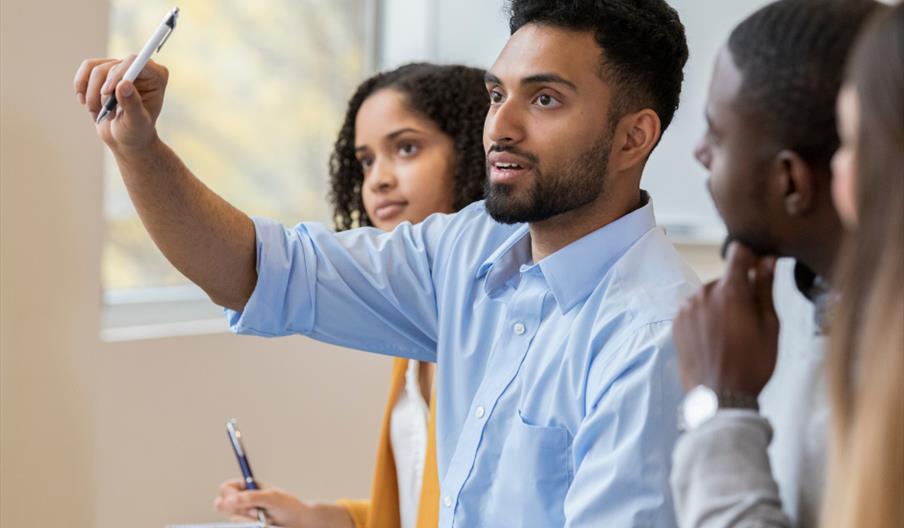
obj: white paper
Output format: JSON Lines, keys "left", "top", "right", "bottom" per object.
{"left": 167, "top": 523, "right": 264, "bottom": 528}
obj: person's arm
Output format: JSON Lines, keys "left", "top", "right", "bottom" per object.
{"left": 335, "top": 499, "right": 370, "bottom": 528}
{"left": 563, "top": 322, "right": 684, "bottom": 527}
{"left": 226, "top": 213, "right": 450, "bottom": 362}
{"left": 74, "top": 56, "right": 257, "bottom": 311}
{"left": 670, "top": 242, "right": 791, "bottom": 527}
{"left": 215, "top": 478, "right": 356, "bottom": 528}
{"left": 670, "top": 411, "right": 792, "bottom": 527}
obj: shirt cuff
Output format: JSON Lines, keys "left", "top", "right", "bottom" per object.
{"left": 225, "top": 216, "right": 317, "bottom": 337}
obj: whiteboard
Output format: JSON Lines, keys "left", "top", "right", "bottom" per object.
{"left": 379, "top": 0, "right": 774, "bottom": 242}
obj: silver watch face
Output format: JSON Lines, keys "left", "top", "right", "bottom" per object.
{"left": 682, "top": 385, "right": 719, "bottom": 430}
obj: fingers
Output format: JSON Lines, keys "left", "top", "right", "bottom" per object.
{"left": 74, "top": 58, "right": 116, "bottom": 105}
{"left": 226, "top": 489, "right": 279, "bottom": 510}
{"left": 754, "top": 256, "right": 777, "bottom": 319}
{"left": 721, "top": 241, "right": 757, "bottom": 289}
{"left": 218, "top": 478, "right": 245, "bottom": 497}
{"left": 84, "top": 60, "right": 121, "bottom": 116}
{"left": 213, "top": 496, "right": 258, "bottom": 520}
{"left": 101, "top": 54, "right": 138, "bottom": 99}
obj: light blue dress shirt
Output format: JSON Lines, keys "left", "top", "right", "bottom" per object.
{"left": 228, "top": 196, "right": 699, "bottom": 527}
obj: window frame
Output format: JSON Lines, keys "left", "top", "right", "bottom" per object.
{"left": 101, "top": 0, "right": 382, "bottom": 341}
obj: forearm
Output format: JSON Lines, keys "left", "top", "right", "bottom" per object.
{"left": 111, "top": 137, "right": 256, "bottom": 311}
{"left": 303, "top": 502, "right": 356, "bottom": 528}
{"left": 335, "top": 499, "right": 369, "bottom": 528}
{"left": 671, "top": 411, "right": 792, "bottom": 528}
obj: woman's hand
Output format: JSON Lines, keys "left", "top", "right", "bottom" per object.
{"left": 214, "top": 479, "right": 356, "bottom": 528}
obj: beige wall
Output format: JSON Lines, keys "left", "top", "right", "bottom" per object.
{"left": 0, "top": 2, "right": 723, "bottom": 527}
{"left": 1, "top": 2, "right": 390, "bottom": 526}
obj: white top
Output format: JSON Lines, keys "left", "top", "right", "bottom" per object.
{"left": 758, "top": 258, "right": 829, "bottom": 527}
{"left": 390, "top": 360, "right": 431, "bottom": 528}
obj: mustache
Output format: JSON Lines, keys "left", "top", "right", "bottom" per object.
{"left": 486, "top": 144, "right": 540, "bottom": 165}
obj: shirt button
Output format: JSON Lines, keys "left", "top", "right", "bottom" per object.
{"left": 513, "top": 322, "right": 526, "bottom": 335}
{"left": 475, "top": 406, "right": 486, "bottom": 419}
{"left": 444, "top": 495, "right": 453, "bottom": 508}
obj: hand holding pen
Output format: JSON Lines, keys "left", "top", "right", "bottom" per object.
{"left": 73, "top": 7, "right": 177, "bottom": 151}
{"left": 97, "top": 7, "right": 178, "bottom": 123}
{"left": 216, "top": 421, "right": 359, "bottom": 528}
{"left": 226, "top": 419, "right": 269, "bottom": 527}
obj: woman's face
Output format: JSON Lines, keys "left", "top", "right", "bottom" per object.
{"left": 831, "top": 85, "right": 860, "bottom": 229}
{"left": 354, "top": 88, "right": 458, "bottom": 232}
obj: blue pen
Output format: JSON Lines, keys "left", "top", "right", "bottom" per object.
{"left": 226, "top": 419, "right": 269, "bottom": 527}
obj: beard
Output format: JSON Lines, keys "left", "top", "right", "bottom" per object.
{"left": 484, "top": 130, "right": 613, "bottom": 224}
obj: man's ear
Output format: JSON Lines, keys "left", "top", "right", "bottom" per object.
{"left": 612, "top": 108, "right": 661, "bottom": 172}
{"left": 774, "top": 149, "right": 816, "bottom": 216}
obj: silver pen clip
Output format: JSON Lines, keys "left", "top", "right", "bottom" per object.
{"left": 157, "top": 7, "right": 179, "bottom": 53}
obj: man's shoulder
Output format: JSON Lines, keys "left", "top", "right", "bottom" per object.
{"left": 604, "top": 228, "right": 701, "bottom": 324}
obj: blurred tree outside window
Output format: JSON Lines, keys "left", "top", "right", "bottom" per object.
{"left": 104, "top": 1, "right": 368, "bottom": 295}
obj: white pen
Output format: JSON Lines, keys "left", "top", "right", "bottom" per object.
{"left": 96, "top": 7, "right": 179, "bottom": 123}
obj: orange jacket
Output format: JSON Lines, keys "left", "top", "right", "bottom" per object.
{"left": 337, "top": 358, "right": 439, "bottom": 528}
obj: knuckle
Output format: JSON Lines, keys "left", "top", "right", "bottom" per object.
{"left": 89, "top": 65, "right": 105, "bottom": 81}
{"left": 261, "top": 489, "right": 277, "bottom": 500}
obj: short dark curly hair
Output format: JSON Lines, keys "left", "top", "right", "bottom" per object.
{"left": 728, "top": 0, "right": 880, "bottom": 173}
{"left": 328, "top": 63, "right": 489, "bottom": 231}
{"left": 508, "top": 0, "right": 688, "bottom": 133}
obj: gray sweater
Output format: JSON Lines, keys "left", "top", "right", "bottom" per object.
{"left": 671, "top": 259, "right": 830, "bottom": 528}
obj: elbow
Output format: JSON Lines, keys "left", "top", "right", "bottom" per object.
{"left": 206, "top": 278, "right": 254, "bottom": 314}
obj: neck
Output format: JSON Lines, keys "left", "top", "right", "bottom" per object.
{"left": 786, "top": 211, "right": 844, "bottom": 281}
{"left": 529, "top": 184, "right": 641, "bottom": 263}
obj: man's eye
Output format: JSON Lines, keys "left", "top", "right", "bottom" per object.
{"left": 536, "top": 94, "right": 560, "bottom": 108}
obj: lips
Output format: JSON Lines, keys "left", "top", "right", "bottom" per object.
{"left": 373, "top": 200, "right": 407, "bottom": 221}
{"left": 488, "top": 151, "right": 534, "bottom": 184}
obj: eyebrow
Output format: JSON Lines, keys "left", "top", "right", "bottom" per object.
{"left": 485, "top": 72, "right": 577, "bottom": 91}
{"left": 355, "top": 127, "right": 422, "bottom": 153}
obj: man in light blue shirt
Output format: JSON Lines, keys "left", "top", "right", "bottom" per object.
{"left": 76, "top": 0, "right": 695, "bottom": 525}
{"left": 230, "top": 193, "right": 697, "bottom": 526}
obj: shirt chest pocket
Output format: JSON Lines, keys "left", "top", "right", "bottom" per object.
{"left": 485, "top": 411, "right": 574, "bottom": 527}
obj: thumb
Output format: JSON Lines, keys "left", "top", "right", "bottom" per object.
{"left": 114, "top": 80, "right": 151, "bottom": 125}
{"left": 721, "top": 241, "right": 756, "bottom": 292}
{"left": 754, "top": 256, "right": 777, "bottom": 320}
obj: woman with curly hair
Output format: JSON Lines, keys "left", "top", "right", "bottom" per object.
{"left": 214, "top": 62, "right": 489, "bottom": 528}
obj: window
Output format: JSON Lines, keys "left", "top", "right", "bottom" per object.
{"left": 103, "top": 0, "right": 373, "bottom": 336}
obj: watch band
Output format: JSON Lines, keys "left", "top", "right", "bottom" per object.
{"left": 716, "top": 390, "right": 760, "bottom": 411}
{"left": 679, "top": 385, "right": 760, "bottom": 432}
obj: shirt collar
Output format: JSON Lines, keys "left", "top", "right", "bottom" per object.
{"left": 476, "top": 192, "right": 658, "bottom": 312}
{"left": 793, "top": 261, "right": 835, "bottom": 334}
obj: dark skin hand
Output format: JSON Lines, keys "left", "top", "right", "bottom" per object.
{"left": 673, "top": 241, "right": 779, "bottom": 395}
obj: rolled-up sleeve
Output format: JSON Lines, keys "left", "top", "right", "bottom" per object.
{"left": 226, "top": 213, "right": 453, "bottom": 362}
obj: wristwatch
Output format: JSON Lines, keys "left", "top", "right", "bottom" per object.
{"left": 678, "top": 384, "right": 760, "bottom": 431}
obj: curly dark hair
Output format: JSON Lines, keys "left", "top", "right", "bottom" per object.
{"left": 728, "top": 0, "right": 880, "bottom": 174}
{"left": 507, "top": 0, "right": 688, "bottom": 133}
{"left": 328, "top": 63, "right": 489, "bottom": 231}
